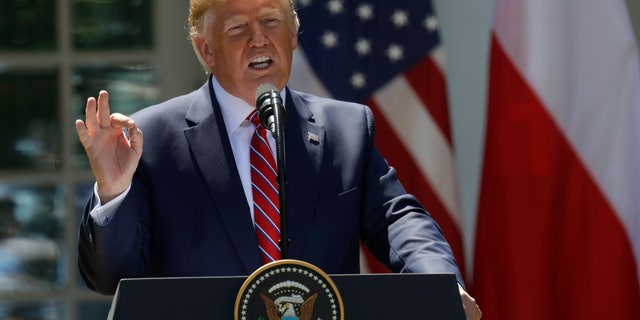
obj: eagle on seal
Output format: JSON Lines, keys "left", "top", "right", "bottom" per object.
{"left": 260, "top": 292, "right": 318, "bottom": 320}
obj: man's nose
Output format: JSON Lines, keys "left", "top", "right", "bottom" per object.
{"left": 248, "top": 24, "right": 269, "bottom": 47}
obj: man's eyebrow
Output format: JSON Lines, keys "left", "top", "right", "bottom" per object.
{"left": 222, "top": 15, "right": 247, "bottom": 29}
{"left": 258, "top": 7, "right": 284, "bottom": 18}
{"left": 222, "top": 8, "right": 283, "bottom": 29}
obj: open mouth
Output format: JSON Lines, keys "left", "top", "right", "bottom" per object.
{"left": 249, "top": 56, "right": 273, "bottom": 70}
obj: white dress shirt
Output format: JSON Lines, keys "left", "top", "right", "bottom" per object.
{"left": 89, "top": 76, "right": 283, "bottom": 226}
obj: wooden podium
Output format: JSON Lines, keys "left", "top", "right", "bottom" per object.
{"left": 108, "top": 272, "right": 465, "bottom": 319}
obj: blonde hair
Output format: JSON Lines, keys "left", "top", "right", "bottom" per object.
{"left": 188, "top": 0, "right": 300, "bottom": 72}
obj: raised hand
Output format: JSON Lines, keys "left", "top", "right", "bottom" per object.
{"left": 75, "top": 90, "right": 143, "bottom": 203}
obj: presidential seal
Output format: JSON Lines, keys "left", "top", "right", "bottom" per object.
{"left": 234, "top": 259, "right": 344, "bottom": 320}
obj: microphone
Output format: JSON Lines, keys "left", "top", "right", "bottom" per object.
{"left": 255, "top": 83, "right": 287, "bottom": 133}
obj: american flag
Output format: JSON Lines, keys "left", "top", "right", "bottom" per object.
{"left": 289, "top": 0, "right": 465, "bottom": 275}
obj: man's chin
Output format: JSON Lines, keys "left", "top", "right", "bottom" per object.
{"left": 251, "top": 75, "right": 285, "bottom": 90}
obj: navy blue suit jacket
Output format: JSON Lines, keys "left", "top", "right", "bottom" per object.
{"left": 78, "top": 79, "right": 462, "bottom": 295}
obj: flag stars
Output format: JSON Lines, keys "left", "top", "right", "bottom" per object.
{"left": 356, "top": 3, "right": 374, "bottom": 21}
{"left": 351, "top": 72, "right": 366, "bottom": 89}
{"left": 321, "top": 31, "right": 338, "bottom": 48}
{"left": 391, "top": 10, "right": 409, "bottom": 28}
{"left": 327, "top": 0, "right": 344, "bottom": 15}
{"left": 354, "top": 38, "right": 371, "bottom": 56}
{"left": 424, "top": 15, "right": 439, "bottom": 32}
{"left": 386, "top": 44, "right": 404, "bottom": 62}
{"left": 296, "top": 0, "right": 312, "bottom": 7}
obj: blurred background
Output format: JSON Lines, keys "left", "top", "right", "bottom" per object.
{"left": 0, "top": 1, "right": 202, "bottom": 318}
{"left": 0, "top": 0, "right": 638, "bottom": 319}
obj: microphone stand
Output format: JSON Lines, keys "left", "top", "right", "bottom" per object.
{"left": 271, "top": 102, "right": 289, "bottom": 259}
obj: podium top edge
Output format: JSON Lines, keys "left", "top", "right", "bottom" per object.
{"left": 118, "top": 272, "right": 457, "bottom": 282}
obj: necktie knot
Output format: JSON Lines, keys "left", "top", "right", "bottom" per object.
{"left": 248, "top": 110, "right": 261, "bottom": 127}
{"left": 249, "top": 110, "right": 271, "bottom": 143}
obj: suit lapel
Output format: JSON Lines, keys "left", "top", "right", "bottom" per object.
{"left": 284, "top": 90, "right": 325, "bottom": 259}
{"left": 183, "top": 81, "right": 262, "bottom": 274}
{"left": 180, "top": 83, "right": 326, "bottom": 268}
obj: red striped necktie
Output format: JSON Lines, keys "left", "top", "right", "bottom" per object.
{"left": 248, "top": 111, "right": 281, "bottom": 264}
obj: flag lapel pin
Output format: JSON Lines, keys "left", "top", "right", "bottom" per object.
{"left": 307, "top": 132, "right": 320, "bottom": 145}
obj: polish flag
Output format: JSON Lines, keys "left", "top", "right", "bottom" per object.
{"left": 473, "top": 0, "right": 640, "bottom": 319}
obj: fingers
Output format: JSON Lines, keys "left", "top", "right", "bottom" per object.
{"left": 75, "top": 119, "right": 90, "bottom": 147}
{"left": 466, "top": 303, "right": 482, "bottom": 320}
{"left": 459, "top": 286, "right": 482, "bottom": 320}
{"left": 84, "top": 90, "right": 111, "bottom": 131}
{"left": 84, "top": 96, "right": 98, "bottom": 131}
{"left": 463, "top": 298, "right": 481, "bottom": 320}
{"left": 110, "top": 113, "right": 136, "bottom": 129}
{"left": 128, "top": 126, "right": 144, "bottom": 156}
{"left": 77, "top": 90, "right": 140, "bottom": 150}
{"left": 111, "top": 113, "right": 143, "bottom": 154}
{"left": 83, "top": 89, "right": 134, "bottom": 130}
{"left": 97, "top": 90, "right": 111, "bottom": 128}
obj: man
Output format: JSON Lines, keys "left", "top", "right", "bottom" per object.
{"left": 75, "top": 0, "right": 481, "bottom": 318}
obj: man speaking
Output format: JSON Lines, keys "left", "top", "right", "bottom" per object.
{"left": 75, "top": 0, "right": 481, "bottom": 319}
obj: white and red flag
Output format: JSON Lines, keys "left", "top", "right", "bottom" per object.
{"left": 474, "top": 0, "right": 640, "bottom": 319}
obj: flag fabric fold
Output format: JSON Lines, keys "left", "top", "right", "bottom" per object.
{"left": 474, "top": 0, "right": 640, "bottom": 318}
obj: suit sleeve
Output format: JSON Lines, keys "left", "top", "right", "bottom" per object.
{"left": 77, "top": 172, "right": 151, "bottom": 295}
{"left": 358, "top": 106, "right": 465, "bottom": 287}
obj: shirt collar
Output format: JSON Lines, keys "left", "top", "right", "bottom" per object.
{"left": 210, "top": 76, "right": 287, "bottom": 136}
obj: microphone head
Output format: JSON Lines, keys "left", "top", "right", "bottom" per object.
{"left": 255, "top": 83, "right": 279, "bottom": 102}
{"left": 255, "top": 83, "right": 286, "bottom": 132}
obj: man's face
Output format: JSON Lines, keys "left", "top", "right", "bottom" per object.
{"left": 198, "top": 0, "right": 297, "bottom": 106}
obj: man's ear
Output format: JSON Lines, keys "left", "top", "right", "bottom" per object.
{"left": 290, "top": 30, "right": 298, "bottom": 51}
{"left": 192, "top": 34, "right": 215, "bottom": 68}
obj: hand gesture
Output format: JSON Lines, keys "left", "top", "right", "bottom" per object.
{"left": 459, "top": 285, "right": 482, "bottom": 320}
{"left": 75, "top": 90, "right": 143, "bottom": 203}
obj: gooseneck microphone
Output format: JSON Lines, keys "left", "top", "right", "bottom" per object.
{"left": 255, "top": 83, "right": 289, "bottom": 259}
{"left": 255, "top": 83, "right": 287, "bottom": 133}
